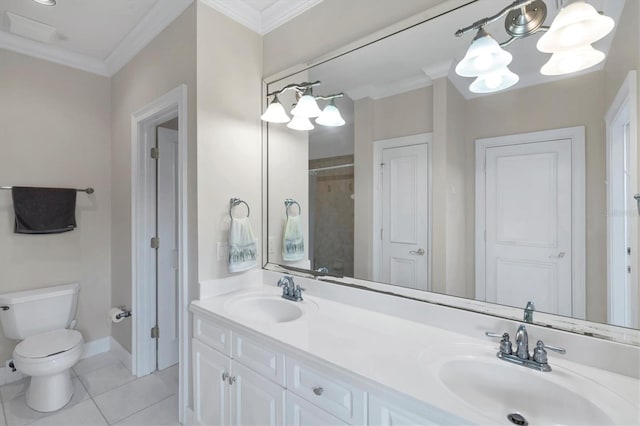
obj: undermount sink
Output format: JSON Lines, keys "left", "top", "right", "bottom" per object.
{"left": 438, "top": 358, "right": 615, "bottom": 425}
{"left": 431, "top": 345, "right": 637, "bottom": 426}
{"left": 223, "top": 292, "right": 318, "bottom": 324}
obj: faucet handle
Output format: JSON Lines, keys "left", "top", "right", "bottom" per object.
{"left": 538, "top": 340, "right": 566, "bottom": 354}
{"left": 485, "top": 332, "right": 512, "bottom": 355}
{"left": 294, "top": 285, "right": 306, "bottom": 300}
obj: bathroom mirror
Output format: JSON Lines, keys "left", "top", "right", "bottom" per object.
{"left": 264, "top": 0, "right": 640, "bottom": 341}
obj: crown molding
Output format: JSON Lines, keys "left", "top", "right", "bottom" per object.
{"left": 261, "top": 0, "right": 324, "bottom": 35}
{"left": 0, "top": 30, "right": 109, "bottom": 76}
{"left": 200, "top": 0, "right": 323, "bottom": 35}
{"left": 199, "top": 0, "right": 262, "bottom": 33}
{"left": 104, "top": 0, "right": 194, "bottom": 75}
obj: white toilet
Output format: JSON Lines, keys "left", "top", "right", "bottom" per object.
{"left": 0, "top": 283, "right": 84, "bottom": 412}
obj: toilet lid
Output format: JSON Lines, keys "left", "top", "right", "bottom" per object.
{"left": 15, "top": 329, "right": 83, "bottom": 359}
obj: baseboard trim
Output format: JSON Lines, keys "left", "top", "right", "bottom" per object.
{"left": 110, "top": 336, "right": 132, "bottom": 371}
{"left": 81, "top": 336, "right": 110, "bottom": 359}
{"left": 184, "top": 407, "right": 196, "bottom": 426}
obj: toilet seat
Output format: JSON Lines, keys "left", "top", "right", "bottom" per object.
{"left": 15, "top": 329, "right": 82, "bottom": 359}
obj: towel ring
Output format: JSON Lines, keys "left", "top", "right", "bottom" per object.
{"left": 229, "top": 197, "right": 250, "bottom": 219}
{"left": 284, "top": 198, "right": 301, "bottom": 218}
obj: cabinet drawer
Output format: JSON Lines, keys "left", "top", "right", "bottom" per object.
{"left": 193, "top": 314, "right": 231, "bottom": 356}
{"left": 233, "top": 332, "right": 286, "bottom": 386}
{"left": 287, "top": 357, "right": 365, "bottom": 425}
{"left": 287, "top": 391, "right": 349, "bottom": 426}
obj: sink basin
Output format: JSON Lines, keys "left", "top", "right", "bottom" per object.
{"left": 438, "top": 358, "right": 615, "bottom": 425}
{"left": 224, "top": 292, "right": 317, "bottom": 324}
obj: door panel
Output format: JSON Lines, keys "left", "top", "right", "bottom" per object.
{"left": 157, "top": 127, "right": 179, "bottom": 370}
{"left": 381, "top": 144, "right": 429, "bottom": 290}
{"left": 484, "top": 138, "right": 572, "bottom": 315}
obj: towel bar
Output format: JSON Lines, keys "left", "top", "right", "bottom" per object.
{"left": 1, "top": 186, "right": 94, "bottom": 194}
{"left": 229, "top": 197, "right": 250, "bottom": 218}
{"left": 284, "top": 198, "right": 302, "bottom": 217}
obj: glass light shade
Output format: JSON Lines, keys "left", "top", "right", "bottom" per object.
{"left": 536, "top": 1, "right": 614, "bottom": 53}
{"left": 290, "top": 92, "right": 323, "bottom": 117}
{"left": 469, "top": 66, "right": 519, "bottom": 93}
{"left": 33, "top": 0, "right": 56, "bottom": 4}
{"left": 315, "top": 101, "right": 345, "bottom": 127}
{"left": 455, "top": 29, "right": 513, "bottom": 77}
{"left": 540, "top": 44, "right": 605, "bottom": 75}
{"left": 260, "top": 96, "right": 290, "bottom": 123}
{"left": 287, "top": 115, "right": 314, "bottom": 131}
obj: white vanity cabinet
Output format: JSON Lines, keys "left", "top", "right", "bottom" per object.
{"left": 192, "top": 316, "right": 285, "bottom": 426}
{"left": 191, "top": 310, "right": 464, "bottom": 426}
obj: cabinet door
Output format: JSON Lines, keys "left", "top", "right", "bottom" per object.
{"left": 230, "top": 361, "right": 285, "bottom": 426}
{"left": 369, "top": 394, "right": 464, "bottom": 426}
{"left": 192, "top": 339, "right": 231, "bottom": 426}
{"left": 286, "top": 391, "right": 349, "bottom": 426}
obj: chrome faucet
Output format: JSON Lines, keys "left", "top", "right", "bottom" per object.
{"left": 277, "top": 275, "right": 305, "bottom": 302}
{"left": 515, "top": 324, "right": 529, "bottom": 359}
{"left": 524, "top": 301, "right": 535, "bottom": 323}
{"left": 486, "top": 324, "right": 566, "bottom": 372}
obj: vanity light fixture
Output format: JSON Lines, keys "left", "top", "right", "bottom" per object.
{"left": 455, "top": 0, "right": 615, "bottom": 92}
{"left": 290, "top": 88, "right": 323, "bottom": 118}
{"left": 262, "top": 81, "right": 346, "bottom": 131}
{"left": 287, "top": 115, "right": 315, "bottom": 131}
{"left": 260, "top": 94, "right": 290, "bottom": 123}
{"left": 315, "top": 96, "right": 345, "bottom": 127}
{"left": 454, "top": 28, "right": 512, "bottom": 77}
{"left": 32, "top": 0, "right": 56, "bottom": 5}
{"left": 469, "top": 66, "right": 520, "bottom": 93}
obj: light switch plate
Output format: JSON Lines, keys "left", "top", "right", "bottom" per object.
{"left": 217, "top": 242, "right": 228, "bottom": 261}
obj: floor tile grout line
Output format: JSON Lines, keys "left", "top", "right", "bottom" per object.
{"left": 109, "top": 393, "right": 176, "bottom": 426}
{"left": 78, "top": 364, "right": 137, "bottom": 400}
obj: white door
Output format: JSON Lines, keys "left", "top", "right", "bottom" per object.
{"left": 380, "top": 143, "right": 430, "bottom": 290}
{"left": 606, "top": 73, "right": 639, "bottom": 328}
{"left": 230, "top": 362, "right": 285, "bottom": 426}
{"left": 192, "top": 340, "right": 230, "bottom": 426}
{"left": 157, "top": 127, "right": 179, "bottom": 370}
{"left": 483, "top": 139, "right": 573, "bottom": 316}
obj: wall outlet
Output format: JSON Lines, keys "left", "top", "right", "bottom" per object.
{"left": 217, "top": 242, "right": 228, "bottom": 261}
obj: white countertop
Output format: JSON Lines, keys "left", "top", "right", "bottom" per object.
{"left": 191, "top": 281, "right": 640, "bottom": 425}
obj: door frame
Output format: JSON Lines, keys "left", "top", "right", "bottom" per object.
{"left": 131, "top": 85, "right": 189, "bottom": 422}
{"left": 475, "top": 126, "right": 586, "bottom": 319}
{"left": 605, "top": 70, "right": 638, "bottom": 327}
{"left": 372, "top": 133, "right": 432, "bottom": 290}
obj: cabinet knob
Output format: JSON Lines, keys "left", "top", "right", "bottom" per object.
{"left": 228, "top": 375, "right": 237, "bottom": 385}
{"left": 312, "top": 386, "right": 324, "bottom": 396}
{"left": 221, "top": 372, "right": 229, "bottom": 382}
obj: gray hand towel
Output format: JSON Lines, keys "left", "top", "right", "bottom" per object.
{"left": 11, "top": 187, "right": 77, "bottom": 234}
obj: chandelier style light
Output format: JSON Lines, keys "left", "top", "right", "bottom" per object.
{"left": 261, "top": 81, "right": 345, "bottom": 131}
{"left": 454, "top": 0, "right": 615, "bottom": 93}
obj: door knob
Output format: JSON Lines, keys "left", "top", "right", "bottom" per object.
{"left": 549, "top": 252, "right": 565, "bottom": 259}
{"left": 409, "top": 248, "right": 425, "bottom": 256}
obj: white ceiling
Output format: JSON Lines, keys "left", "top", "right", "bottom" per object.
{"left": 0, "top": 0, "right": 323, "bottom": 77}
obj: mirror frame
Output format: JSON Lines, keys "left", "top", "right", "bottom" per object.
{"left": 261, "top": 0, "right": 640, "bottom": 346}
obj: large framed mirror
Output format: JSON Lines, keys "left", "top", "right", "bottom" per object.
{"left": 264, "top": 0, "right": 639, "bottom": 344}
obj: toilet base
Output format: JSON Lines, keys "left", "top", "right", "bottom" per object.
{"left": 26, "top": 369, "right": 73, "bottom": 412}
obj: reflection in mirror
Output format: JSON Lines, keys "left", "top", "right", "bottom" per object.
{"left": 265, "top": 0, "right": 639, "bottom": 332}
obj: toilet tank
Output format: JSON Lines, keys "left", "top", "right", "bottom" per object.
{"left": 0, "top": 283, "right": 79, "bottom": 340}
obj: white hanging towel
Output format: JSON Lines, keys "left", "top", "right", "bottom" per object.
{"left": 282, "top": 215, "right": 304, "bottom": 261}
{"left": 228, "top": 217, "right": 257, "bottom": 273}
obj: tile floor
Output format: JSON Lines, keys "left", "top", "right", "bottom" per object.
{"left": 0, "top": 352, "right": 180, "bottom": 426}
